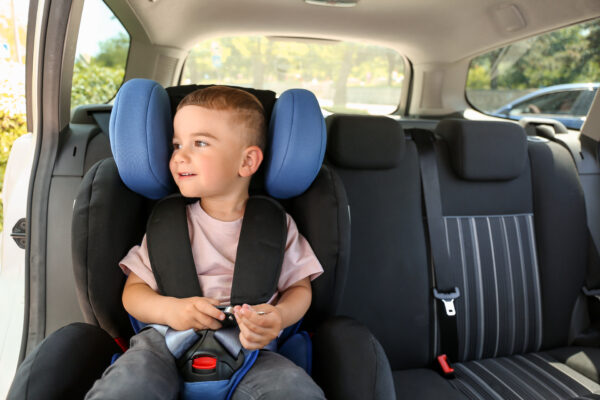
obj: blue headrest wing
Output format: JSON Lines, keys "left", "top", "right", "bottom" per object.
{"left": 265, "top": 89, "right": 326, "bottom": 199}
{"left": 109, "top": 79, "right": 174, "bottom": 199}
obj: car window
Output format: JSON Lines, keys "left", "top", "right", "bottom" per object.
{"left": 181, "top": 36, "right": 405, "bottom": 115}
{"left": 509, "top": 90, "right": 582, "bottom": 116}
{"left": 71, "top": 0, "right": 130, "bottom": 109}
{"left": 466, "top": 18, "right": 600, "bottom": 130}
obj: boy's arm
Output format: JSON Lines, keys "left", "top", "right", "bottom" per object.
{"left": 273, "top": 276, "right": 312, "bottom": 328}
{"left": 123, "top": 271, "right": 225, "bottom": 331}
{"left": 234, "top": 277, "right": 312, "bottom": 350}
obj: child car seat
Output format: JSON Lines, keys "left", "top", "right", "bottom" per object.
{"left": 7, "top": 80, "right": 350, "bottom": 400}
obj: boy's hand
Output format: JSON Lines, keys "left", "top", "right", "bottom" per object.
{"left": 165, "top": 296, "right": 226, "bottom": 331}
{"left": 234, "top": 304, "right": 282, "bottom": 350}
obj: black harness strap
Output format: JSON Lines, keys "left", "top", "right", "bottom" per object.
{"left": 231, "top": 196, "right": 287, "bottom": 305}
{"left": 146, "top": 195, "right": 287, "bottom": 304}
{"left": 147, "top": 195, "right": 202, "bottom": 298}
{"left": 412, "top": 130, "right": 460, "bottom": 364}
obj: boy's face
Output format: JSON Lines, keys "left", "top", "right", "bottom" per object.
{"left": 170, "top": 105, "right": 249, "bottom": 199}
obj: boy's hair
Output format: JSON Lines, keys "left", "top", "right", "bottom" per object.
{"left": 177, "top": 86, "right": 266, "bottom": 151}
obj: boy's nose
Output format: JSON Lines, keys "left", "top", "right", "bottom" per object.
{"left": 172, "top": 148, "right": 191, "bottom": 162}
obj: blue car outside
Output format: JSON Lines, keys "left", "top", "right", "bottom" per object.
{"left": 491, "top": 83, "right": 599, "bottom": 130}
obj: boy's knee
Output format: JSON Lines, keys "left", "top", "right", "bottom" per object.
{"left": 268, "top": 367, "right": 325, "bottom": 399}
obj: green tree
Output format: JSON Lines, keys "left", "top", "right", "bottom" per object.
{"left": 71, "top": 33, "right": 129, "bottom": 109}
{"left": 91, "top": 32, "right": 129, "bottom": 68}
{"left": 467, "top": 20, "right": 600, "bottom": 90}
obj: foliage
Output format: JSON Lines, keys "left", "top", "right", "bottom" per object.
{"left": 70, "top": 32, "right": 129, "bottom": 109}
{"left": 182, "top": 37, "right": 404, "bottom": 109}
{"left": 71, "top": 60, "right": 125, "bottom": 109}
{"left": 0, "top": 87, "right": 27, "bottom": 231}
{"left": 467, "top": 20, "right": 600, "bottom": 90}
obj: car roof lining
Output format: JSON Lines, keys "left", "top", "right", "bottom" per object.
{"left": 108, "top": 0, "right": 600, "bottom": 64}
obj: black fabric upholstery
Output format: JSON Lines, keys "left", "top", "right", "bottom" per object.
{"left": 312, "top": 317, "right": 396, "bottom": 400}
{"left": 436, "top": 119, "right": 527, "bottom": 181}
{"left": 327, "top": 115, "right": 405, "bottom": 169}
{"left": 332, "top": 139, "right": 432, "bottom": 370}
{"left": 451, "top": 352, "right": 600, "bottom": 399}
{"left": 288, "top": 165, "right": 351, "bottom": 329}
{"left": 321, "top": 116, "right": 598, "bottom": 399}
{"left": 7, "top": 323, "right": 120, "bottom": 400}
{"left": 528, "top": 141, "right": 589, "bottom": 350}
{"left": 392, "top": 369, "right": 468, "bottom": 400}
{"left": 72, "top": 158, "right": 152, "bottom": 339}
{"left": 436, "top": 138, "right": 533, "bottom": 216}
{"left": 444, "top": 214, "right": 543, "bottom": 362}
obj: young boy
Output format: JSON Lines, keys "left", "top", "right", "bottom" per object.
{"left": 85, "top": 86, "right": 325, "bottom": 400}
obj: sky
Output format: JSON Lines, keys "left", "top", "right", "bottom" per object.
{"left": 76, "top": 0, "right": 127, "bottom": 57}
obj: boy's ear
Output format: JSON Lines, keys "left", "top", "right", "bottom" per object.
{"left": 239, "top": 146, "right": 264, "bottom": 177}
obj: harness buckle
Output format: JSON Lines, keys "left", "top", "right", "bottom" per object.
{"left": 433, "top": 287, "right": 460, "bottom": 317}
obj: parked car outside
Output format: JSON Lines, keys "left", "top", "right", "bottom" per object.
{"left": 491, "top": 83, "right": 599, "bottom": 130}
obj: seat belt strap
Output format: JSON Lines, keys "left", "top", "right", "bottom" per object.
{"left": 146, "top": 194, "right": 287, "bottom": 304}
{"left": 147, "top": 194, "right": 202, "bottom": 298}
{"left": 412, "top": 129, "right": 460, "bottom": 363}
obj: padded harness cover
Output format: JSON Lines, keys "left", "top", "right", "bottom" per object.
{"left": 147, "top": 195, "right": 287, "bottom": 305}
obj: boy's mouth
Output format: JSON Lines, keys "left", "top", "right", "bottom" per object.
{"left": 178, "top": 173, "right": 196, "bottom": 178}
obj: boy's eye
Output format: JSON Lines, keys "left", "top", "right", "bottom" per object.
{"left": 195, "top": 140, "right": 208, "bottom": 147}
{"left": 172, "top": 143, "right": 181, "bottom": 150}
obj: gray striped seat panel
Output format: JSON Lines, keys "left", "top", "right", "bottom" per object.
{"left": 451, "top": 353, "right": 600, "bottom": 400}
{"left": 444, "top": 214, "right": 543, "bottom": 362}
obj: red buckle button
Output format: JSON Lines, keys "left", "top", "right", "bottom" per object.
{"left": 192, "top": 356, "right": 217, "bottom": 371}
{"left": 437, "top": 354, "right": 455, "bottom": 375}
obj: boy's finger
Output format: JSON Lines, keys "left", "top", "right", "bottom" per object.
{"left": 237, "top": 314, "right": 270, "bottom": 334}
{"left": 196, "top": 314, "right": 222, "bottom": 331}
{"left": 239, "top": 335, "right": 261, "bottom": 350}
{"left": 238, "top": 327, "right": 265, "bottom": 350}
{"left": 194, "top": 301, "right": 225, "bottom": 321}
{"left": 239, "top": 325, "right": 264, "bottom": 344}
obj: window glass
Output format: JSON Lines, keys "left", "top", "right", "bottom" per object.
{"left": 71, "top": 0, "right": 129, "bottom": 109}
{"left": 182, "top": 36, "right": 405, "bottom": 115}
{"left": 466, "top": 19, "right": 600, "bottom": 130}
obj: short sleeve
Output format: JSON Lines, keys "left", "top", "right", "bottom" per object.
{"left": 119, "top": 234, "right": 159, "bottom": 291}
{"left": 277, "top": 214, "right": 324, "bottom": 293}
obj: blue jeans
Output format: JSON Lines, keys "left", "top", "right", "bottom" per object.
{"left": 85, "top": 328, "right": 325, "bottom": 400}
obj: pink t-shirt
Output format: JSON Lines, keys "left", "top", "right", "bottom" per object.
{"left": 119, "top": 201, "right": 323, "bottom": 305}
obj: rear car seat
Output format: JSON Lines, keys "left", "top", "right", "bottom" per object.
{"left": 314, "top": 115, "right": 600, "bottom": 399}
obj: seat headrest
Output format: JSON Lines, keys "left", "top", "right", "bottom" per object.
{"left": 435, "top": 119, "right": 527, "bottom": 181}
{"left": 109, "top": 79, "right": 326, "bottom": 200}
{"left": 326, "top": 115, "right": 405, "bottom": 169}
{"left": 110, "top": 79, "right": 174, "bottom": 199}
{"left": 265, "top": 89, "right": 327, "bottom": 198}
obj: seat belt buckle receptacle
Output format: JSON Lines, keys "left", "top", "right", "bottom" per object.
{"left": 437, "top": 354, "right": 455, "bottom": 377}
{"left": 433, "top": 287, "right": 460, "bottom": 316}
